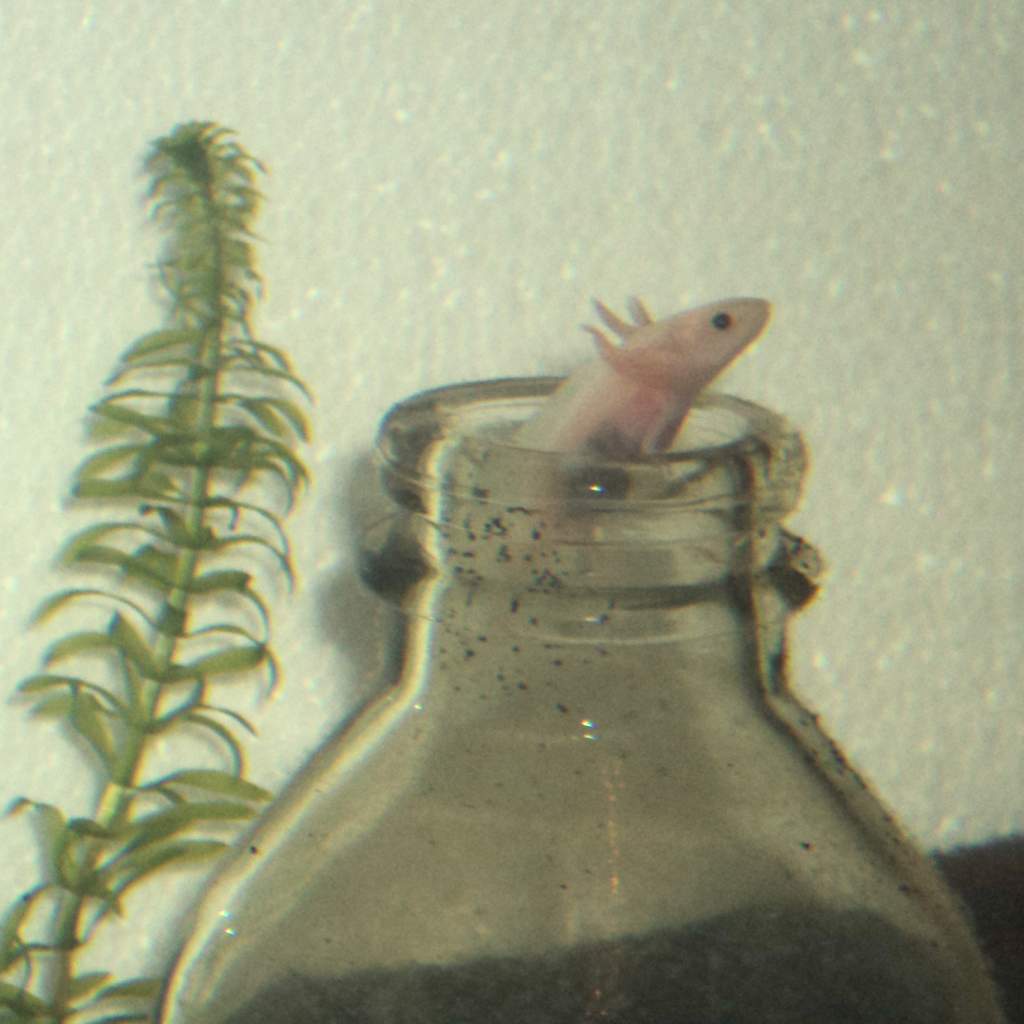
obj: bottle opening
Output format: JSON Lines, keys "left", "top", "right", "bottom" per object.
{"left": 374, "top": 377, "right": 806, "bottom": 521}
{"left": 360, "top": 380, "right": 812, "bottom": 631}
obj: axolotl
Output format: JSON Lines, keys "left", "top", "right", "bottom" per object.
{"left": 515, "top": 296, "right": 771, "bottom": 457}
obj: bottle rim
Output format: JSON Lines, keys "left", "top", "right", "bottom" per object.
{"left": 374, "top": 377, "right": 806, "bottom": 522}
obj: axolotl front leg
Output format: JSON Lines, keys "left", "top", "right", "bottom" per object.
{"left": 516, "top": 296, "right": 771, "bottom": 457}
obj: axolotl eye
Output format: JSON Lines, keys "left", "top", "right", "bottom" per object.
{"left": 711, "top": 312, "right": 733, "bottom": 330}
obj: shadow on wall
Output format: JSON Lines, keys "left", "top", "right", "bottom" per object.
{"left": 934, "top": 835, "right": 1024, "bottom": 1023}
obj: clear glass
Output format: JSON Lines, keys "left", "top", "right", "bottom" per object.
{"left": 160, "top": 379, "right": 1006, "bottom": 1024}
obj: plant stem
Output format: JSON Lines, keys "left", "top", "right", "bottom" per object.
{"left": 0, "top": 124, "right": 298, "bottom": 1024}
{"left": 47, "top": 165, "right": 230, "bottom": 1024}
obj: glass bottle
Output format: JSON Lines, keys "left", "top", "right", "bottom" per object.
{"left": 160, "top": 379, "right": 1006, "bottom": 1024}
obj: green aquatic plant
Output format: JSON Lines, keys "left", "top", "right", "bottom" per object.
{"left": 0, "top": 123, "right": 310, "bottom": 1023}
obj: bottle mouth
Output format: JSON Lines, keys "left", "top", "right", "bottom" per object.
{"left": 362, "top": 378, "right": 809, "bottom": 616}
{"left": 374, "top": 377, "right": 806, "bottom": 524}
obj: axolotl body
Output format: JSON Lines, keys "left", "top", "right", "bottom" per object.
{"left": 516, "top": 296, "right": 771, "bottom": 457}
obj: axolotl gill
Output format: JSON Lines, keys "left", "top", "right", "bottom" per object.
{"left": 515, "top": 296, "right": 771, "bottom": 458}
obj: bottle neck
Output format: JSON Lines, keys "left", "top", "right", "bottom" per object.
{"left": 362, "top": 380, "right": 808, "bottom": 636}
{"left": 358, "top": 379, "right": 813, "bottom": 744}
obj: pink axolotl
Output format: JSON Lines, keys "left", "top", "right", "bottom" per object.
{"left": 516, "top": 296, "right": 771, "bottom": 457}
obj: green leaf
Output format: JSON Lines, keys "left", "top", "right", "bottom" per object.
{"left": 228, "top": 337, "right": 291, "bottom": 371}
{"left": 25, "top": 693, "right": 73, "bottom": 719}
{"left": 105, "top": 356, "right": 188, "bottom": 386}
{"left": 221, "top": 358, "right": 312, "bottom": 400}
{"left": 15, "top": 674, "right": 77, "bottom": 694}
{"left": 146, "top": 770, "right": 270, "bottom": 803}
{"left": 143, "top": 440, "right": 215, "bottom": 470}
{"left": 119, "top": 801, "right": 256, "bottom": 852}
{"left": 107, "top": 839, "right": 227, "bottom": 896}
{"left": 154, "top": 604, "right": 186, "bottom": 638}
{"left": 154, "top": 694, "right": 258, "bottom": 743}
{"left": 118, "top": 654, "right": 149, "bottom": 724}
{"left": 241, "top": 587, "right": 272, "bottom": 639}
{"left": 265, "top": 646, "right": 281, "bottom": 694}
{"left": 15, "top": 675, "right": 126, "bottom": 716}
{"left": 181, "top": 713, "right": 244, "bottom": 774}
{"left": 146, "top": 505, "right": 205, "bottom": 549}
{"left": 42, "top": 631, "right": 116, "bottom": 668}
{"left": 90, "top": 400, "right": 175, "bottom": 438}
{"left": 109, "top": 614, "right": 160, "bottom": 679}
{"left": 188, "top": 569, "right": 250, "bottom": 595}
{"left": 260, "top": 396, "right": 310, "bottom": 440}
{"left": 207, "top": 423, "right": 259, "bottom": 456}
{"left": 89, "top": 976, "right": 162, "bottom": 1003}
{"left": 237, "top": 440, "right": 308, "bottom": 508}
{"left": 114, "top": 545, "right": 179, "bottom": 592}
{"left": 60, "top": 543, "right": 130, "bottom": 572}
{"left": 67, "top": 818, "right": 115, "bottom": 840}
{"left": 0, "top": 904, "right": 28, "bottom": 957}
{"left": 196, "top": 702, "right": 257, "bottom": 736}
{"left": 172, "top": 644, "right": 265, "bottom": 682}
{"left": 0, "top": 981, "right": 50, "bottom": 1015}
{"left": 81, "top": 1015, "right": 152, "bottom": 1024}
{"left": 258, "top": 435, "right": 310, "bottom": 481}
{"left": 59, "top": 523, "right": 142, "bottom": 565}
{"left": 102, "top": 386, "right": 179, "bottom": 404}
{"left": 122, "top": 328, "right": 201, "bottom": 362}
{"left": 68, "top": 971, "right": 112, "bottom": 999}
{"left": 186, "top": 620, "right": 264, "bottom": 646}
{"left": 210, "top": 529, "right": 294, "bottom": 581}
{"left": 72, "top": 868, "right": 117, "bottom": 903}
{"left": 232, "top": 399, "right": 284, "bottom": 440}
{"left": 69, "top": 689, "right": 114, "bottom": 769}
{"left": 87, "top": 412, "right": 148, "bottom": 443}
{"left": 0, "top": 888, "right": 44, "bottom": 973}
{"left": 73, "top": 471, "right": 178, "bottom": 501}
{"left": 29, "top": 590, "right": 157, "bottom": 632}
{"left": 246, "top": 458, "right": 301, "bottom": 512}
{"left": 73, "top": 444, "right": 146, "bottom": 483}
{"left": 7, "top": 802, "right": 67, "bottom": 885}
{"left": 204, "top": 496, "right": 290, "bottom": 553}
{"left": 234, "top": 395, "right": 310, "bottom": 442}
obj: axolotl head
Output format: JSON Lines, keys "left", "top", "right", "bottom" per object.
{"left": 596, "top": 297, "right": 771, "bottom": 399}
{"left": 585, "top": 296, "right": 771, "bottom": 454}
{"left": 514, "top": 296, "right": 771, "bottom": 457}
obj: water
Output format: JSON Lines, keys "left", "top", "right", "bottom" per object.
{"left": 224, "top": 905, "right": 955, "bottom": 1023}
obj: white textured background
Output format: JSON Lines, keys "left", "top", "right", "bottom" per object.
{"left": 0, "top": 0, "right": 1020, "bottom": 982}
